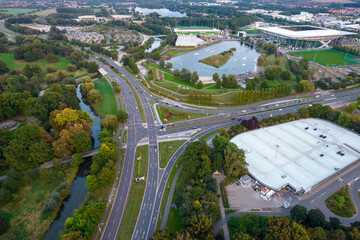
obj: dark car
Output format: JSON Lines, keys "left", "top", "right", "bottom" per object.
{"left": 322, "top": 136, "right": 327, "bottom": 139}
{"left": 192, "top": 126, "right": 197, "bottom": 129}
{"left": 340, "top": 153, "right": 345, "bottom": 156}
{"left": 319, "top": 135, "right": 323, "bottom": 137}
{"left": 305, "top": 127, "right": 309, "bottom": 130}
{"left": 337, "top": 151, "right": 342, "bottom": 155}
{"left": 320, "top": 154, "right": 324, "bottom": 157}
{"left": 238, "top": 118, "right": 242, "bottom": 121}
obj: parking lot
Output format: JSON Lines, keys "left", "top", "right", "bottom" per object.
{"left": 226, "top": 179, "right": 287, "bottom": 210}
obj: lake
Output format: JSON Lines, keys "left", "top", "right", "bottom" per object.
{"left": 135, "top": 7, "right": 186, "bottom": 17}
{"left": 167, "top": 41, "right": 261, "bottom": 77}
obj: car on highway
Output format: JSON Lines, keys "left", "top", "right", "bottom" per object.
{"left": 279, "top": 109, "right": 283, "bottom": 111}
{"left": 331, "top": 94, "right": 335, "bottom": 97}
{"left": 192, "top": 126, "right": 197, "bottom": 129}
{"left": 315, "top": 95, "right": 319, "bottom": 98}
{"left": 241, "top": 110, "right": 246, "bottom": 113}
{"left": 275, "top": 104, "right": 279, "bottom": 107}
{"left": 154, "top": 145, "right": 158, "bottom": 153}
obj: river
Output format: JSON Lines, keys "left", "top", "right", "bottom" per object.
{"left": 135, "top": 7, "right": 186, "bottom": 17}
{"left": 167, "top": 41, "right": 261, "bottom": 77}
{"left": 146, "top": 37, "right": 163, "bottom": 53}
{"left": 44, "top": 84, "right": 101, "bottom": 239}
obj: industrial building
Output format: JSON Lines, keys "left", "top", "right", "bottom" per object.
{"left": 230, "top": 118, "right": 360, "bottom": 194}
{"left": 172, "top": 26, "right": 221, "bottom": 35}
{"left": 175, "top": 35, "right": 205, "bottom": 47}
{"left": 259, "top": 25, "right": 356, "bottom": 48}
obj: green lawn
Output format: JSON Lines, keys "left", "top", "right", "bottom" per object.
{"left": 0, "top": 53, "right": 71, "bottom": 71}
{"left": 117, "top": 145, "right": 148, "bottom": 240}
{"left": 325, "top": 185, "right": 356, "bottom": 218}
{"left": 94, "top": 78, "right": 118, "bottom": 117}
{"left": 199, "top": 48, "right": 236, "bottom": 68}
{"left": 148, "top": 62, "right": 172, "bottom": 74}
{"left": 167, "top": 49, "right": 192, "bottom": 57}
{"left": 31, "top": 8, "right": 56, "bottom": 16}
{"left": 156, "top": 104, "right": 210, "bottom": 124}
{"left": 292, "top": 49, "right": 359, "bottom": 66}
{"left": 159, "top": 140, "right": 186, "bottom": 168}
{"left": 0, "top": 8, "right": 35, "bottom": 15}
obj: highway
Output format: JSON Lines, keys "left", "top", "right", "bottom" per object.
{"left": 89, "top": 53, "right": 360, "bottom": 240}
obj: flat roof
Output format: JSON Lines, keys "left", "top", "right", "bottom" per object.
{"left": 259, "top": 25, "right": 356, "bottom": 39}
{"left": 230, "top": 118, "right": 360, "bottom": 192}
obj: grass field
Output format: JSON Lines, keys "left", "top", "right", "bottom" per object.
{"left": 117, "top": 145, "right": 148, "bottom": 240}
{"left": 159, "top": 140, "right": 186, "bottom": 168}
{"left": 148, "top": 62, "right": 172, "bottom": 74}
{"left": 156, "top": 104, "right": 209, "bottom": 124}
{"left": 31, "top": 8, "right": 56, "bottom": 16}
{"left": 325, "top": 185, "right": 356, "bottom": 218}
{"left": 0, "top": 53, "right": 71, "bottom": 71}
{"left": 199, "top": 48, "right": 236, "bottom": 68}
{"left": 292, "top": 49, "right": 359, "bottom": 66}
{"left": 0, "top": 8, "right": 35, "bottom": 15}
{"left": 166, "top": 49, "right": 192, "bottom": 57}
{"left": 94, "top": 78, "right": 118, "bottom": 117}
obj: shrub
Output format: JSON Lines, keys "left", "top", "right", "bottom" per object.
{"left": 0, "top": 216, "right": 9, "bottom": 235}
{"left": 52, "top": 192, "right": 61, "bottom": 202}
{"left": 57, "top": 182, "right": 67, "bottom": 191}
{"left": 46, "top": 197, "right": 58, "bottom": 210}
{"left": 42, "top": 206, "right": 49, "bottom": 213}
{"left": 2, "top": 177, "right": 21, "bottom": 192}
{"left": 0, "top": 189, "right": 12, "bottom": 204}
{"left": 67, "top": 64, "right": 77, "bottom": 72}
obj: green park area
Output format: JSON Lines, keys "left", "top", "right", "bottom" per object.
{"left": 31, "top": 8, "right": 56, "bottom": 16}
{"left": 156, "top": 105, "right": 209, "bottom": 124}
{"left": 199, "top": 48, "right": 236, "bottom": 68}
{"left": 325, "top": 185, "right": 356, "bottom": 218}
{"left": 159, "top": 140, "right": 186, "bottom": 168}
{"left": 0, "top": 8, "right": 35, "bottom": 15}
{"left": 0, "top": 53, "right": 71, "bottom": 71}
{"left": 292, "top": 49, "right": 359, "bottom": 66}
{"left": 117, "top": 145, "right": 148, "bottom": 240}
{"left": 94, "top": 78, "right": 118, "bottom": 117}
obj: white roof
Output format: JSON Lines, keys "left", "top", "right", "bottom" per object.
{"left": 230, "top": 118, "right": 360, "bottom": 192}
{"left": 259, "top": 25, "right": 356, "bottom": 38}
{"left": 78, "top": 15, "right": 96, "bottom": 19}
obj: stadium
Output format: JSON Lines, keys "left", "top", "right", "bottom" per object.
{"left": 230, "top": 118, "right": 360, "bottom": 194}
{"left": 259, "top": 25, "right": 356, "bottom": 49}
{"left": 172, "top": 26, "right": 221, "bottom": 35}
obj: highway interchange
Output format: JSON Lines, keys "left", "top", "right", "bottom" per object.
{"left": 89, "top": 53, "right": 360, "bottom": 240}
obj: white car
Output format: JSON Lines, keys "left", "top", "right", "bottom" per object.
{"left": 279, "top": 109, "right": 283, "bottom": 111}
{"left": 241, "top": 110, "right": 246, "bottom": 113}
{"left": 275, "top": 104, "right": 279, "bottom": 107}
{"left": 315, "top": 95, "right": 319, "bottom": 98}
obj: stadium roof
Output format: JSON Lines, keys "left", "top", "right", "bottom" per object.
{"left": 230, "top": 118, "right": 360, "bottom": 193}
{"left": 259, "top": 25, "right": 356, "bottom": 39}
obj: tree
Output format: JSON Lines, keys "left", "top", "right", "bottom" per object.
{"left": 291, "top": 222, "right": 310, "bottom": 240}
{"left": 234, "top": 233, "right": 255, "bottom": 240}
{"left": 0, "top": 189, "right": 12, "bottom": 204}
{"left": 165, "top": 62, "right": 172, "bottom": 69}
{"left": 70, "top": 131, "right": 92, "bottom": 153}
{"left": 102, "top": 115, "right": 118, "bottom": 131}
{"left": 87, "top": 89, "right": 102, "bottom": 104}
{"left": 280, "top": 71, "right": 291, "bottom": 81}
{"left": 0, "top": 60, "right": 9, "bottom": 75}
{"left": 299, "top": 80, "right": 315, "bottom": 93}
{"left": 153, "top": 51, "right": 161, "bottom": 60}
{"left": 186, "top": 214, "right": 214, "bottom": 240}
{"left": 346, "top": 103, "right": 357, "bottom": 113}
{"left": 60, "top": 231, "right": 86, "bottom": 240}
{"left": 118, "top": 110, "right": 129, "bottom": 124}
{"left": 349, "top": 227, "right": 360, "bottom": 240}
{"left": 191, "top": 71, "right": 199, "bottom": 84}
{"left": 67, "top": 64, "right": 77, "bottom": 72}
{"left": 328, "top": 229, "right": 345, "bottom": 240}
{"left": 85, "top": 175, "right": 99, "bottom": 192}
{"left": 99, "top": 167, "right": 116, "bottom": 186}
{"left": 46, "top": 53, "right": 58, "bottom": 63}
{"left": 87, "top": 62, "right": 99, "bottom": 73}
{"left": 265, "top": 216, "right": 292, "bottom": 240}
{"left": 224, "top": 143, "right": 248, "bottom": 179}
{"left": 337, "top": 113, "right": 351, "bottom": 128}
{"left": 151, "top": 229, "right": 175, "bottom": 240}
{"left": 23, "top": 64, "right": 41, "bottom": 78}
{"left": 159, "top": 59, "right": 165, "bottom": 67}
{"left": 307, "top": 209, "right": 325, "bottom": 228}
{"left": 257, "top": 54, "right": 266, "bottom": 66}
{"left": 291, "top": 205, "right": 308, "bottom": 223}
{"left": 308, "top": 227, "right": 327, "bottom": 240}
{"left": 260, "top": 80, "right": 269, "bottom": 89}
{"left": 197, "top": 81, "right": 203, "bottom": 89}
{"left": 0, "top": 216, "right": 9, "bottom": 235}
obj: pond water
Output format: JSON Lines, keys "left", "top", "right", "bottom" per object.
{"left": 44, "top": 84, "right": 101, "bottom": 239}
{"left": 167, "top": 41, "right": 261, "bottom": 77}
{"left": 135, "top": 7, "right": 186, "bottom": 17}
{"left": 146, "top": 37, "right": 163, "bottom": 53}
{"left": 76, "top": 84, "right": 101, "bottom": 149}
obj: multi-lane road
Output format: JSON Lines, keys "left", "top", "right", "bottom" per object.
{"left": 90, "top": 53, "right": 360, "bottom": 240}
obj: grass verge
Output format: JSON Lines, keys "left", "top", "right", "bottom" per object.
{"left": 116, "top": 145, "right": 148, "bottom": 240}
{"left": 159, "top": 140, "right": 186, "bottom": 169}
{"left": 156, "top": 104, "right": 210, "bottom": 124}
{"left": 94, "top": 78, "right": 118, "bottom": 117}
{"left": 220, "top": 181, "right": 230, "bottom": 208}
{"left": 325, "top": 185, "right": 356, "bottom": 218}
